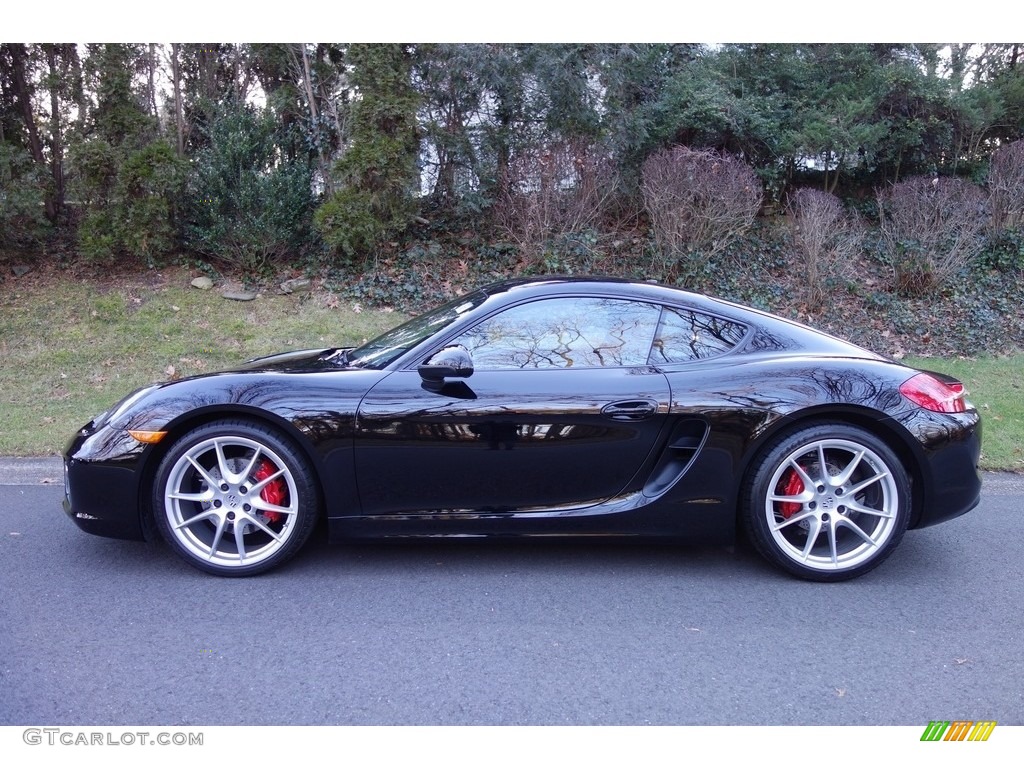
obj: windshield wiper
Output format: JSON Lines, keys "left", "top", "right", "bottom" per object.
{"left": 324, "top": 348, "right": 351, "bottom": 366}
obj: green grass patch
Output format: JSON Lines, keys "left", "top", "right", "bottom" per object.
{"left": 907, "top": 355, "right": 1024, "bottom": 472}
{"left": 0, "top": 269, "right": 404, "bottom": 456}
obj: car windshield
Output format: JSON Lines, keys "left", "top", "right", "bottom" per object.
{"left": 346, "top": 290, "right": 488, "bottom": 369}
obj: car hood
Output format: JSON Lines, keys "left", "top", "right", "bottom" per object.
{"left": 73, "top": 347, "right": 385, "bottom": 463}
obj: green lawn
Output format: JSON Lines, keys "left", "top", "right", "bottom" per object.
{"left": 0, "top": 269, "right": 403, "bottom": 456}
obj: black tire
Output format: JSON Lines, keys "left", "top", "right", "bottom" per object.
{"left": 153, "top": 419, "right": 320, "bottom": 576}
{"left": 741, "top": 423, "right": 910, "bottom": 582}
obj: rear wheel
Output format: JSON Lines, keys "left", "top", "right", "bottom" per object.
{"left": 153, "top": 420, "right": 319, "bottom": 576}
{"left": 742, "top": 424, "right": 910, "bottom": 582}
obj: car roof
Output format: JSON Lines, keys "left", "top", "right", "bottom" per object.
{"left": 477, "top": 276, "right": 762, "bottom": 322}
{"left": 480, "top": 275, "right": 713, "bottom": 306}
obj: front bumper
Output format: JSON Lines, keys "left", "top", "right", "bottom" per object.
{"left": 63, "top": 423, "right": 147, "bottom": 541}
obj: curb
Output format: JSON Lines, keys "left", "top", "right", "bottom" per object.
{"left": 1, "top": 457, "right": 64, "bottom": 486}
{"left": 978, "top": 472, "right": 1024, "bottom": 495}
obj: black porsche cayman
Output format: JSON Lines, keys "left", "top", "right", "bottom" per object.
{"left": 63, "top": 277, "right": 982, "bottom": 581}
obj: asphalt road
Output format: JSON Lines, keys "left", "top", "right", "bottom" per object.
{"left": 2, "top": 460, "right": 1022, "bottom": 726}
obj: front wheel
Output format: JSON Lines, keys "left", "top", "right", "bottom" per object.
{"left": 153, "top": 420, "right": 320, "bottom": 576}
{"left": 742, "top": 424, "right": 910, "bottom": 582}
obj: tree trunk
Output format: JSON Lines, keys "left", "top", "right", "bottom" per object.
{"left": 827, "top": 153, "right": 844, "bottom": 194}
{"left": 234, "top": 45, "right": 253, "bottom": 100}
{"left": 494, "top": 96, "right": 513, "bottom": 202}
{"left": 432, "top": 80, "right": 463, "bottom": 207}
{"left": 293, "top": 44, "right": 333, "bottom": 193}
{"left": 45, "top": 44, "right": 65, "bottom": 220}
{"left": 148, "top": 43, "right": 158, "bottom": 120}
{"left": 298, "top": 44, "right": 319, "bottom": 124}
{"left": 10, "top": 44, "right": 56, "bottom": 221}
{"left": 65, "top": 44, "right": 87, "bottom": 130}
{"left": 171, "top": 44, "right": 185, "bottom": 155}
{"left": 198, "top": 44, "right": 218, "bottom": 101}
{"left": 948, "top": 44, "right": 971, "bottom": 91}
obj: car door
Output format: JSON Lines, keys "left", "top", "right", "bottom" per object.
{"left": 354, "top": 296, "right": 672, "bottom": 515}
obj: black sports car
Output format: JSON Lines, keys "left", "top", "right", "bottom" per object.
{"left": 63, "top": 277, "right": 982, "bottom": 581}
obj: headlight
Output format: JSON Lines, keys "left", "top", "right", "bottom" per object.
{"left": 96, "top": 385, "right": 160, "bottom": 429}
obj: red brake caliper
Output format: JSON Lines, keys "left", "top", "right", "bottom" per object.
{"left": 778, "top": 468, "right": 804, "bottom": 519}
{"left": 252, "top": 459, "right": 285, "bottom": 524}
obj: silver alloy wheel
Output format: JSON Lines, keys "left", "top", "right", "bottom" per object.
{"left": 764, "top": 438, "right": 900, "bottom": 572}
{"left": 162, "top": 435, "right": 299, "bottom": 569}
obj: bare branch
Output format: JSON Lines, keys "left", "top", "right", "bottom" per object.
{"left": 989, "top": 139, "right": 1024, "bottom": 230}
{"left": 787, "top": 189, "right": 862, "bottom": 308}
{"left": 640, "top": 146, "right": 762, "bottom": 276}
{"left": 496, "top": 139, "right": 620, "bottom": 265}
{"left": 877, "top": 176, "right": 988, "bottom": 295}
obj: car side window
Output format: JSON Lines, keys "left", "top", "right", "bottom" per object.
{"left": 455, "top": 297, "right": 662, "bottom": 370}
{"left": 650, "top": 307, "right": 747, "bottom": 363}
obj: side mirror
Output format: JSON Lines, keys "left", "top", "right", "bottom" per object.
{"left": 419, "top": 345, "right": 474, "bottom": 385}
{"left": 418, "top": 364, "right": 472, "bottom": 382}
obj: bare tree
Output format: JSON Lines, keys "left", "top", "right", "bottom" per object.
{"left": 787, "top": 189, "right": 862, "bottom": 307}
{"left": 641, "top": 146, "right": 762, "bottom": 276}
{"left": 497, "top": 139, "right": 619, "bottom": 265}
{"left": 989, "top": 139, "right": 1024, "bottom": 231}
{"left": 877, "top": 176, "right": 988, "bottom": 295}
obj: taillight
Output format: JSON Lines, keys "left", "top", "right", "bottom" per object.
{"left": 899, "top": 373, "right": 967, "bottom": 413}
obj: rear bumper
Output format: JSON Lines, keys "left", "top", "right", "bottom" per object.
{"left": 906, "top": 409, "right": 983, "bottom": 529}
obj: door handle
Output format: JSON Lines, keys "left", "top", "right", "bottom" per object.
{"left": 601, "top": 400, "right": 658, "bottom": 420}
